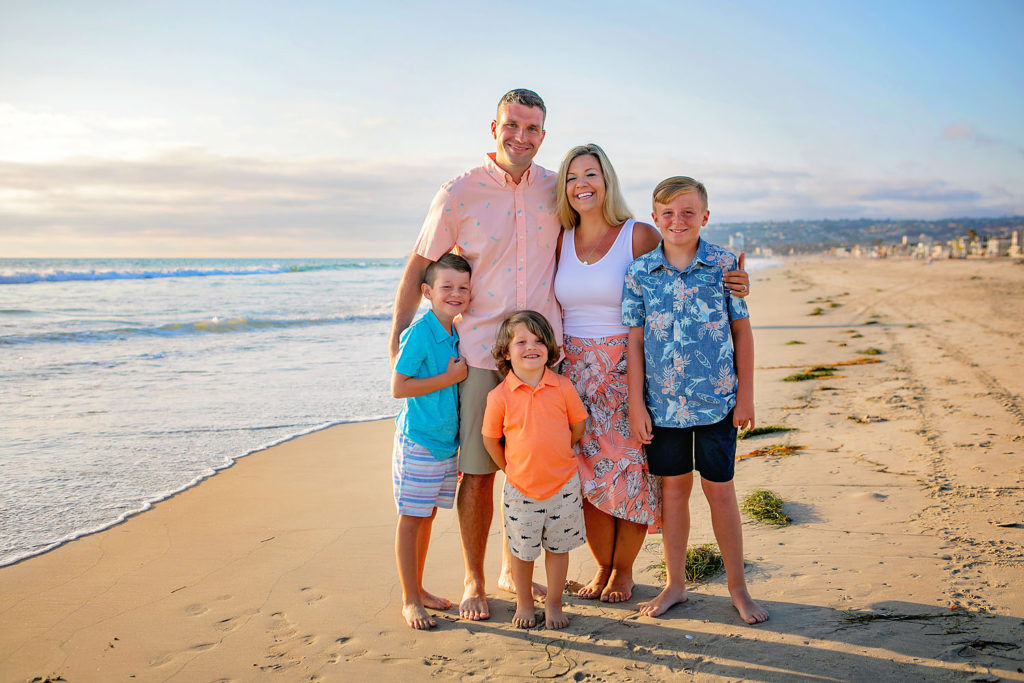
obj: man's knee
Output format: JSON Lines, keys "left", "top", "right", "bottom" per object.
{"left": 459, "top": 472, "right": 496, "bottom": 499}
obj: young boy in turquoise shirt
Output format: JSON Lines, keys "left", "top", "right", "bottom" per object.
{"left": 622, "top": 176, "right": 768, "bottom": 624}
{"left": 391, "top": 253, "right": 471, "bottom": 629}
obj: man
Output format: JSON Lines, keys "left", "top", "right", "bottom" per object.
{"left": 390, "top": 89, "right": 749, "bottom": 621}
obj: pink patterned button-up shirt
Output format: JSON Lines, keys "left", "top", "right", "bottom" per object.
{"left": 414, "top": 153, "right": 562, "bottom": 371}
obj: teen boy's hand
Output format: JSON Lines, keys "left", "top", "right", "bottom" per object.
{"left": 447, "top": 356, "right": 469, "bottom": 384}
{"left": 629, "top": 403, "right": 653, "bottom": 445}
{"left": 733, "top": 396, "right": 755, "bottom": 431}
{"left": 724, "top": 252, "right": 750, "bottom": 297}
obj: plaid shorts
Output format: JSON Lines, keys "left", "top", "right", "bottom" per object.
{"left": 392, "top": 432, "right": 458, "bottom": 517}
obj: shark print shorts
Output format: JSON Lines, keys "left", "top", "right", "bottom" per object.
{"left": 502, "top": 473, "right": 586, "bottom": 561}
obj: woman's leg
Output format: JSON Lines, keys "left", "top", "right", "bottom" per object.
{"left": 601, "top": 517, "right": 648, "bottom": 602}
{"left": 577, "top": 499, "right": 615, "bottom": 598}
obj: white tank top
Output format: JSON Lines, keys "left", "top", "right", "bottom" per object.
{"left": 554, "top": 219, "right": 635, "bottom": 338}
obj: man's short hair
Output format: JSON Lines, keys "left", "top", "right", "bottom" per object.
{"left": 497, "top": 89, "right": 547, "bottom": 125}
{"left": 424, "top": 252, "right": 472, "bottom": 286}
{"left": 652, "top": 176, "right": 708, "bottom": 211}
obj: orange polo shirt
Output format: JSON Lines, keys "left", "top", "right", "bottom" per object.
{"left": 413, "top": 153, "right": 562, "bottom": 371}
{"left": 482, "top": 368, "right": 588, "bottom": 500}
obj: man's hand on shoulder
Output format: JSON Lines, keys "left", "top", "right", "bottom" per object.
{"left": 724, "top": 252, "right": 750, "bottom": 298}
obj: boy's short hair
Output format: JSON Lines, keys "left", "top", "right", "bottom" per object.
{"left": 491, "top": 310, "right": 560, "bottom": 377}
{"left": 497, "top": 88, "right": 547, "bottom": 125}
{"left": 555, "top": 143, "right": 633, "bottom": 230}
{"left": 653, "top": 176, "right": 708, "bottom": 211}
{"left": 423, "top": 252, "right": 472, "bottom": 286}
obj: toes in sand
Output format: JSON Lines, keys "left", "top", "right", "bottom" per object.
{"left": 403, "top": 603, "right": 437, "bottom": 630}
{"left": 600, "top": 570, "right": 634, "bottom": 603}
{"left": 459, "top": 585, "right": 490, "bottom": 621}
{"left": 513, "top": 606, "right": 537, "bottom": 628}
{"left": 731, "top": 589, "right": 769, "bottom": 624}
{"left": 420, "top": 590, "right": 452, "bottom": 611}
{"left": 545, "top": 604, "right": 569, "bottom": 629}
{"left": 638, "top": 584, "right": 688, "bottom": 617}
{"left": 577, "top": 567, "right": 610, "bottom": 599}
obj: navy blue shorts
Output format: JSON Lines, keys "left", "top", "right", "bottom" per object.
{"left": 645, "top": 410, "right": 737, "bottom": 482}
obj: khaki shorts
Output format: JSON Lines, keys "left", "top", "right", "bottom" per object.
{"left": 458, "top": 366, "right": 502, "bottom": 475}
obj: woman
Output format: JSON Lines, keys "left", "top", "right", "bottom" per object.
{"left": 553, "top": 144, "right": 749, "bottom": 602}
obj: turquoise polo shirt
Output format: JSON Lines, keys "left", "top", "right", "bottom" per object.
{"left": 394, "top": 309, "right": 460, "bottom": 459}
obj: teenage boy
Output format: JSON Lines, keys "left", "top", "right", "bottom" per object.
{"left": 623, "top": 176, "right": 769, "bottom": 624}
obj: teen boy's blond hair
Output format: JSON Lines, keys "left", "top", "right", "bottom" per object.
{"left": 652, "top": 176, "right": 708, "bottom": 211}
{"left": 555, "top": 143, "right": 633, "bottom": 230}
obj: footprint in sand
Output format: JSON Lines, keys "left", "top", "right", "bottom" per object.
{"left": 300, "top": 586, "right": 326, "bottom": 605}
{"left": 184, "top": 604, "right": 208, "bottom": 617}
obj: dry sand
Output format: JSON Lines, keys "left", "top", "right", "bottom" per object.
{"left": 2, "top": 256, "right": 1022, "bottom": 682}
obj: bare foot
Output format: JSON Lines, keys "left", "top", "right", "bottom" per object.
{"left": 403, "top": 603, "right": 437, "bottom": 630}
{"left": 497, "top": 572, "right": 547, "bottom": 602}
{"left": 638, "top": 583, "right": 687, "bottom": 617}
{"left": 731, "top": 588, "right": 769, "bottom": 624}
{"left": 545, "top": 603, "right": 569, "bottom": 629}
{"left": 421, "top": 589, "right": 452, "bottom": 610}
{"left": 512, "top": 605, "right": 536, "bottom": 628}
{"left": 600, "top": 569, "right": 634, "bottom": 603}
{"left": 459, "top": 582, "right": 490, "bottom": 621}
{"left": 576, "top": 566, "right": 610, "bottom": 599}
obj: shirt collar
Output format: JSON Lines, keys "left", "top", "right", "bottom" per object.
{"left": 424, "top": 309, "right": 458, "bottom": 343}
{"left": 651, "top": 238, "right": 713, "bottom": 273}
{"left": 504, "top": 367, "right": 557, "bottom": 391}
{"left": 484, "top": 153, "right": 535, "bottom": 187}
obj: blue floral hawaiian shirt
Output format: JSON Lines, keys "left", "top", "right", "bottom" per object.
{"left": 621, "top": 239, "right": 749, "bottom": 428}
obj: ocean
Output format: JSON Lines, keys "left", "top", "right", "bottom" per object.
{"left": 0, "top": 255, "right": 778, "bottom": 567}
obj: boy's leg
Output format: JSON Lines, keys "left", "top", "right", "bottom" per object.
{"left": 577, "top": 500, "right": 614, "bottom": 598}
{"left": 603, "top": 517, "right": 648, "bottom": 603}
{"left": 702, "top": 478, "right": 769, "bottom": 624}
{"left": 510, "top": 555, "right": 537, "bottom": 627}
{"left": 414, "top": 508, "right": 451, "bottom": 610}
{"left": 396, "top": 514, "right": 436, "bottom": 629}
{"left": 499, "top": 519, "right": 547, "bottom": 601}
{"left": 639, "top": 473, "right": 693, "bottom": 617}
{"left": 542, "top": 550, "right": 570, "bottom": 628}
{"left": 694, "top": 411, "right": 768, "bottom": 624}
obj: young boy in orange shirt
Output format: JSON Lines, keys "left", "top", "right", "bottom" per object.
{"left": 481, "top": 310, "right": 588, "bottom": 629}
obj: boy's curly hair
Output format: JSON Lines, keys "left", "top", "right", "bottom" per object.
{"left": 491, "top": 310, "right": 560, "bottom": 377}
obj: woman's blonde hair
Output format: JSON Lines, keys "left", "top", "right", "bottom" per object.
{"left": 555, "top": 143, "right": 633, "bottom": 229}
{"left": 491, "top": 310, "right": 560, "bottom": 378}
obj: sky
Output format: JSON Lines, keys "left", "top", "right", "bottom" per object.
{"left": 1, "top": 0, "right": 1022, "bottom": 257}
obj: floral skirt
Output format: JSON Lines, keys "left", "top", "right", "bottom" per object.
{"left": 562, "top": 334, "right": 661, "bottom": 528}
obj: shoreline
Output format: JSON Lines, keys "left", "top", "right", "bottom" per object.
{"left": 0, "top": 415, "right": 397, "bottom": 570}
{"left": 2, "top": 257, "right": 1022, "bottom": 681}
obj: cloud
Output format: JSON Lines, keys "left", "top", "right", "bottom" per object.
{"left": 0, "top": 148, "right": 468, "bottom": 256}
{"left": 2, "top": 148, "right": 1021, "bottom": 256}
{"left": 858, "top": 183, "right": 982, "bottom": 203}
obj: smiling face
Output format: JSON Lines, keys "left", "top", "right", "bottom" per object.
{"left": 565, "top": 154, "right": 606, "bottom": 217}
{"left": 491, "top": 102, "right": 546, "bottom": 174}
{"left": 652, "top": 191, "right": 709, "bottom": 252}
{"left": 503, "top": 322, "right": 549, "bottom": 378}
{"left": 421, "top": 267, "right": 471, "bottom": 327}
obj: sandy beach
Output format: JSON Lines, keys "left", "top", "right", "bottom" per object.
{"left": 2, "top": 256, "right": 1022, "bottom": 682}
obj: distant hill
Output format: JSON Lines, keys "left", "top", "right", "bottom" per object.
{"left": 703, "top": 216, "right": 1024, "bottom": 253}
